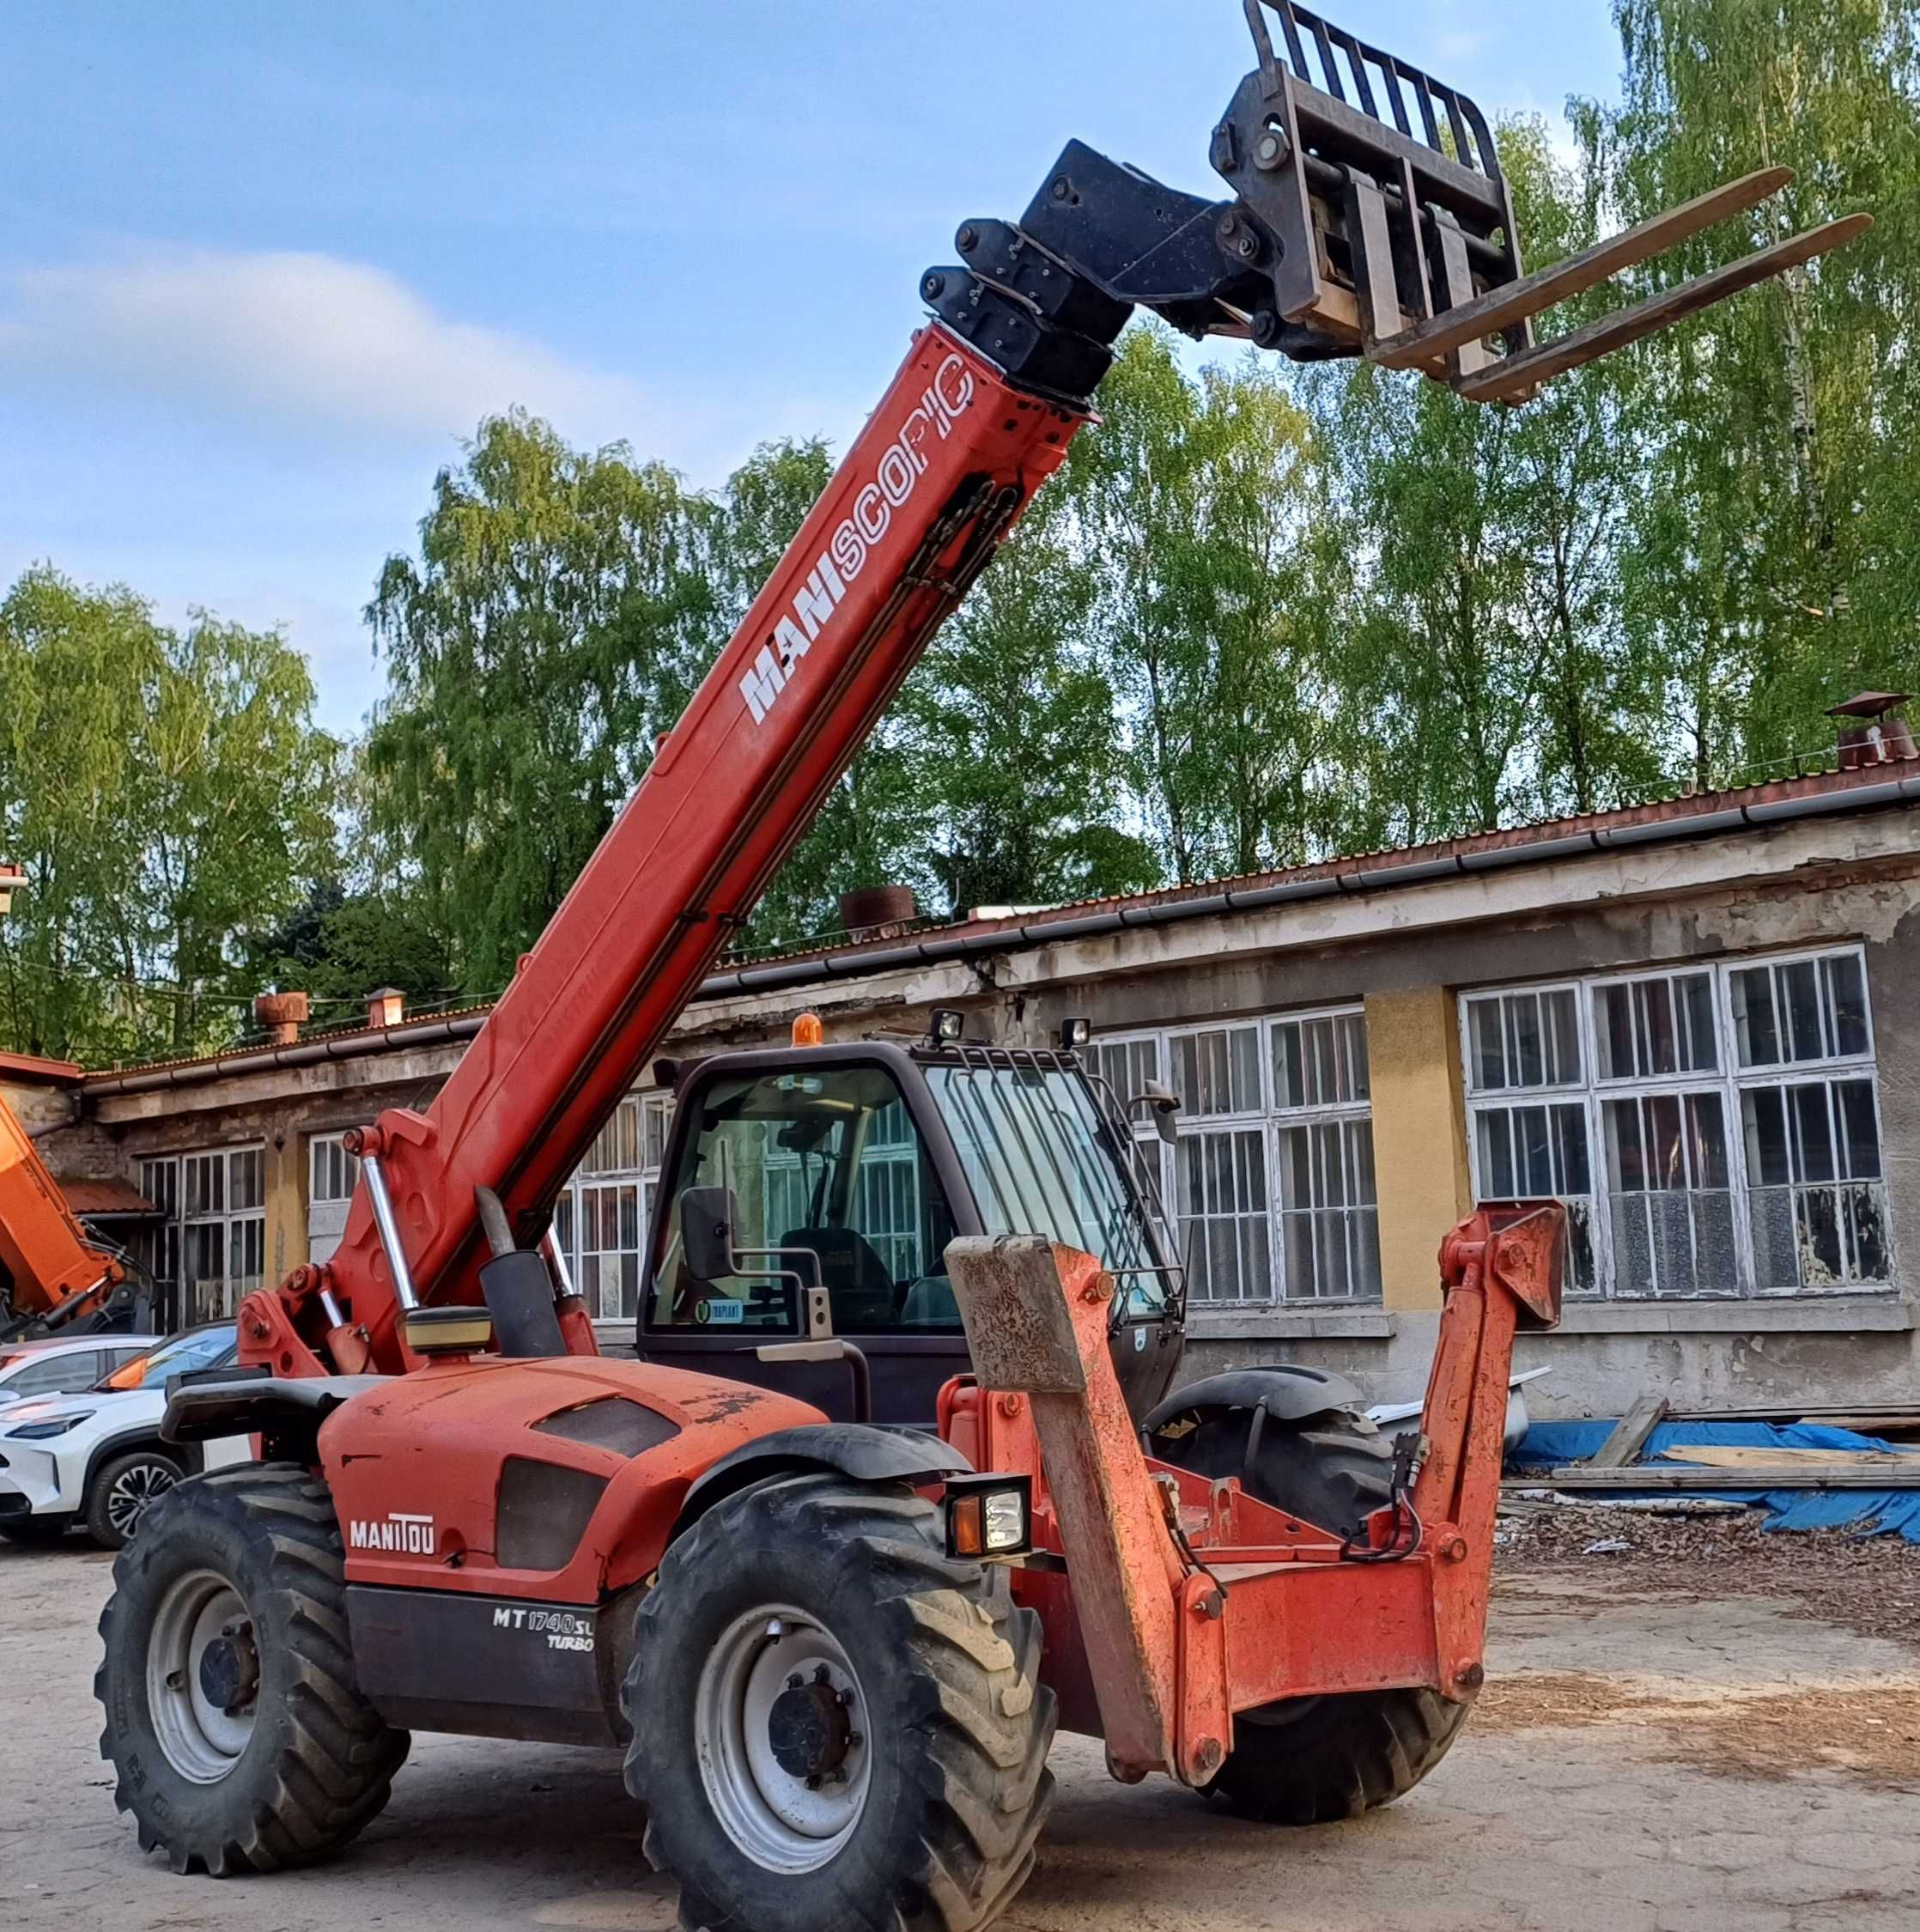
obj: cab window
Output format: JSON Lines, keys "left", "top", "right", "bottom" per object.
{"left": 649, "top": 1066, "right": 962, "bottom": 1336}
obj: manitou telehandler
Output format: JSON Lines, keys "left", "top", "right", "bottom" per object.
{"left": 97, "top": 8, "right": 1866, "bottom": 1929}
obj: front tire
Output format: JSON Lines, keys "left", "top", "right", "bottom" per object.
{"left": 1151, "top": 1388, "right": 1470, "bottom": 1822}
{"left": 625, "top": 1475, "right": 1055, "bottom": 1932}
{"left": 86, "top": 1448, "right": 183, "bottom": 1549}
{"left": 95, "top": 1465, "right": 410, "bottom": 1874}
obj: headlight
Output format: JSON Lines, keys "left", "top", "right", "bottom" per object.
{"left": 7, "top": 1413, "right": 91, "bottom": 1439}
{"left": 945, "top": 1474, "right": 1032, "bottom": 1561}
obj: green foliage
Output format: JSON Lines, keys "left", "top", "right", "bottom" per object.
{"left": 364, "top": 410, "right": 711, "bottom": 993}
{"left": 0, "top": 568, "right": 337, "bottom": 1060}
{"left": 245, "top": 880, "right": 453, "bottom": 1018}
{"left": 1597, "top": 0, "right": 1920, "bottom": 781}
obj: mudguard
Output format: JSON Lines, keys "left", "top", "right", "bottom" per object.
{"left": 674, "top": 1422, "right": 973, "bottom": 1535}
{"left": 1142, "top": 1365, "right": 1366, "bottom": 1437}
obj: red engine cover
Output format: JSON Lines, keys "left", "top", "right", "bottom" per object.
{"left": 319, "top": 1357, "right": 824, "bottom": 1603}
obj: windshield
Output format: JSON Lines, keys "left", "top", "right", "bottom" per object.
{"left": 921, "top": 1058, "right": 1175, "bottom": 1319}
{"left": 99, "top": 1325, "right": 236, "bottom": 1392}
{"left": 649, "top": 1065, "right": 963, "bottom": 1336}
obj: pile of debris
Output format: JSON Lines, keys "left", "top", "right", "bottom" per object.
{"left": 1495, "top": 1493, "right": 1920, "bottom": 1652}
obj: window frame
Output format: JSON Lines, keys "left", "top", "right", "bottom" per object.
{"left": 1094, "top": 1005, "right": 1382, "bottom": 1309}
{"left": 556, "top": 1092, "right": 674, "bottom": 1321}
{"left": 141, "top": 1144, "right": 268, "bottom": 1324}
{"left": 1461, "top": 946, "right": 1891, "bottom": 1302}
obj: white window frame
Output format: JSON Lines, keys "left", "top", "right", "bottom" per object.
{"left": 143, "top": 1145, "right": 267, "bottom": 1323}
{"left": 1461, "top": 946, "right": 1892, "bottom": 1301}
{"left": 308, "top": 1133, "right": 360, "bottom": 1206}
{"left": 1091, "top": 1007, "right": 1382, "bottom": 1309}
{"left": 556, "top": 1093, "right": 674, "bottom": 1321}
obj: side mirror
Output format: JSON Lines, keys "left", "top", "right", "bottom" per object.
{"left": 680, "top": 1185, "right": 742, "bottom": 1282}
{"left": 1130, "top": 1080, "right": 1182, "bottom": 1146}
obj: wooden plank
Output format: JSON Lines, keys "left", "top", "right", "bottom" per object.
{"left": 1455, "top": 215, "right": 1874, "bottom": 405}
{"left": 1369, "top": 166, "right": 1794, "bottom": 369}
{"left": 1588, "top": 1392, "right": 1668, "bottom": 1469}
{"left": 1526, "top": 1463, "right": 1920, "bottom": 1492}
{"left": 1657, "top": 1444, "right": 1920, "bottom": 1471}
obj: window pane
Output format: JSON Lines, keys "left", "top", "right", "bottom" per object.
{"left": 1688, "top": 1094, "right": 1731, "bottom": 1189}
{"left": 1476, "top": 1111, "right": 1515, "bottom": 1197}
{"left": 1345, "top": 1015, "right": 1370, "bottom": 1100}
{"left": 1731, "top": 967, "right": 1780, "bottom": 1067}
{"left": 1836, "top": 1080, "right": 1882, "bottom": 1180}
{"left": 1789, "top": 1084, "right": 1837, "bottom": 1183}
{"left": 1273, "top": 1024, "right": 1307, "bottom": 1109}
{"left": 1545, "top": 990, "right": 1581, "bottom": 1085}
{"left": 1823, "top": 955, "right": 1870, "bottom": 1058}
{"left": 1741, "top": 1086, "right": 1789, "bottom": 1188}
{"left": 1467, "top": 999, "right": 1506, "bottom": 1091}
{"left": 1781, "top": 962, "right": 1825, "bottom": 1062}
{"left": 1509, "top": 996, "right": 1546, "bottom": 1089}
{"left": 1845, "top": 1186, "right": 1891, "bottom": 1281}
{"left": 1595, "top": 984, "right": 1633, "bottom": 1081}
{"left": 1638, "top": 980, "right": 1678, "bottom": 1078}
{"left": 1679, "top": 974, "right": 1718, "bottom": 1072}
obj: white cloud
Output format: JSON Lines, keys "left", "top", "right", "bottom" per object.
{"left": 0, "top": 245, "right": 653, "bottom": 447}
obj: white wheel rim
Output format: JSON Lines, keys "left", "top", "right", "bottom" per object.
{"left": 694, "top": 1604, "right": 872, "bottom": 1874}
{"left": 145, "top": 1570, "right": 258, "bottom": 1783}
{"left": 106, "top": 1460, "right": 177, "bottom": 1538}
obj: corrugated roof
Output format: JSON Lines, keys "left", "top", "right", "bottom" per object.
{"left": 58, "top": 1177, "right": 158, "bottom": 1217}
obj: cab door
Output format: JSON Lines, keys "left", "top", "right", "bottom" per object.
{"left": 636, "top": 1054, "right": 971, "bottom": 1427}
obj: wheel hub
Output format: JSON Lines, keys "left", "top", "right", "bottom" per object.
{"left": 197, "top": 1619, "right": 260, "bottom": 1716}
{"left": 695, "top": 1607, "right": 872, "bottom": 1874}
{"left": 768, "top": 1668, "right": 855, "bottom": 1783}
{"left": 146, "top": 1572, "right": 258, "bottom": 1783}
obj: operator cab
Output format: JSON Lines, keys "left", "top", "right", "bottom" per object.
{"left": 637, "top": 1030, "right": 1184, "bottom": 1425}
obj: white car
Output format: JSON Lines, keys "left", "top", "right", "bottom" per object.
{"left": 0, "top": 1334, "right": 156, "bottom": 1407}
{"left": 0, "top": 1325, "right": 252, "bottom": 1550}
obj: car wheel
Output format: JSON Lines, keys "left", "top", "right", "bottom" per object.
{"left": 87, "top": 1450, "right": 184, "bottom": 1550}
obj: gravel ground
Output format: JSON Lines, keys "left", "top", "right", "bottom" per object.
{"left": 3, "top": 1510, "right": 1918, "bottom": 1932}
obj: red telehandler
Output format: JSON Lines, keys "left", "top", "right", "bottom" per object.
{"left": 97, "top": 9, "right": 1865, "bottom": 1929}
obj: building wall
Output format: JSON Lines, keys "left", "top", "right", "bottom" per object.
{"left": 39, "top": 808, "right": 1920, "bottom": 1417}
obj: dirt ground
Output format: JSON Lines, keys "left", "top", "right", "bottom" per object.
{"left": 3, "top": 1510, "right": 1917, "bottom": 1932}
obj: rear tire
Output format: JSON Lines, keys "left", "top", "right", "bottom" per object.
{"left": 1209, "top": 1686, "right": 1469, "bottom": 1823}
{"left": 1151, "top": 1387, "right": 1470, "bottom": 1822}
{"left": 625, "top": 1474, "right": 1055, "bottom": 1932}
{"left": 95, "top": 1464, "right": 410, "bottom": 1874}
{"left": 86, "top": 1448, "right": 184, "bottom": 1550}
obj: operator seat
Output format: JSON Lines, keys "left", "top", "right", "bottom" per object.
{"left": 778, "top": 1226, "right": 897, "bottom": 1330}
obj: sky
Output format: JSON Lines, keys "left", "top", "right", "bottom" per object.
{"left": 0, "top": 2, "right": 1622, "bottom": 734}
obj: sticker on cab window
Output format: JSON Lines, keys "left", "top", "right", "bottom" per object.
{"left": 696, "top": 1298, "right": 745, "bottom": 1327}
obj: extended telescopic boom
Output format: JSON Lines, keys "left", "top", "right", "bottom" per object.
{"left": 242, "top": 2, "right": 1865, "bottom": 1379}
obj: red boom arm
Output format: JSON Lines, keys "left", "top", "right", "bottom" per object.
{"left": 244, "top": 330, "right": 1089, "bottom": 1376}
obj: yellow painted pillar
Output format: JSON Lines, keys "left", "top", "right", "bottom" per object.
{"left": 262, "top": 1116, "right": 307, "bottom": 1285}
{"left": 1364, "top": 987, "right": 1473, "bottom": 1313}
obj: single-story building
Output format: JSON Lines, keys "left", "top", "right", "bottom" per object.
{"left": 16, "top": 749, "right": 1920, "bottom": 1419}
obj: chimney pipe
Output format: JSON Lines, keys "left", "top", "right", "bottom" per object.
{"left": 253, "top": 990, "right": 311, "bottom": 1046}
{"left": 366, "top": 987, "right": 405, "bottom": 1030}
{"left": 1828, "top": 692, "right": 1917, "bottom": 771}
{"left": 838, "top": 885, "right": 919, "bottom": 942}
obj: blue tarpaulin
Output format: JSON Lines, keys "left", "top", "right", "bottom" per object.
{"left": 1510, "top": 1419, "right": 1920, "bottom": 1542}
